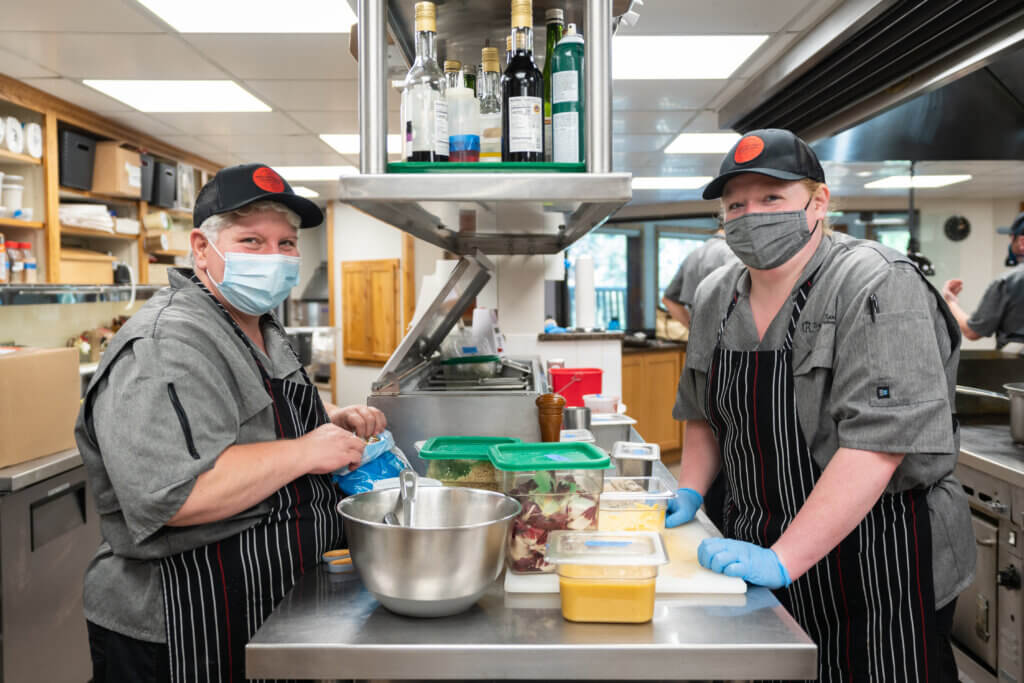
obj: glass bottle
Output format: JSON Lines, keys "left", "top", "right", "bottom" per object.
{"left": 502, "top": 0, "right": 544, "bottom": 162}
{"left": 506, "top": 35, "right": 513, "bottom": 66}
{"left": 462, "top": 64, "right": 477, "bottom": 93}
{"left": 479, "top": 47, "right": 503, "bottom": 162}
{"left": 400, "top": 2, "right": 448, "bottom": 162}
{"left": 444, "top": 60, "right": 463, "bottom": 90}
{"left": 542, "top": 8, "right": 564, "bottom": 162}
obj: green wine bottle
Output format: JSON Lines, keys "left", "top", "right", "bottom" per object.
{"left": 551, "top": 23, "right": 584, "bottom": 164}
{"left": 542, "top": 8, "right": 564, "bottom": 162}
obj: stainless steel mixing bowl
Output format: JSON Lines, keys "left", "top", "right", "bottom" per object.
{"left": 337, "top": 487, "right": 521, "bottom": 617}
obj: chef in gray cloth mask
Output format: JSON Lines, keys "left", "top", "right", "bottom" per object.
{"left": 942, "top": 211, "right": 1024, "bottom": 349}
{"left": 76, "top": 163, "right": 385, "bottom": 683}
{"left": 666, "top": 129, "right": 973, "bottom": 683}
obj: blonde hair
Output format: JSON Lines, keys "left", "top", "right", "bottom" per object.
{"left": 190, "top": 200, "right": 300, "bottom": 265}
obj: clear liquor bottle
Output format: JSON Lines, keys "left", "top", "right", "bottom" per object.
{"left": 400, "top": 2, "right": 448, "bottom": 162}
{"left": 501, "top": 0, "right": 544, "bottom": 162}
{"left": 444, "top": 60, "right": 463, "bottom": 90}
{"left": 479, "top": 47, "right": 503, "bottom": 162}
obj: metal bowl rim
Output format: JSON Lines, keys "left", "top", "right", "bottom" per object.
{"left": 1005, "top": 382, "right": 1024, "bottom": 394}
{"left": 336, "top": 488, "right": 522, "bottom": 531}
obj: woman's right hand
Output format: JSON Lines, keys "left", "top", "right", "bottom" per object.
{"left": 298, "top": 423, "right": 366, "bottom": 475}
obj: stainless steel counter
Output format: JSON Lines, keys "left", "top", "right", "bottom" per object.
{"left": 0, "top": 448, "right": 82, "bottom": 493}
{"left": 959, "top": 423, "right": 1024, "bottom": 489}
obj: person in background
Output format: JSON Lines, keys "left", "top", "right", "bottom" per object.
{"left": 661, "top": 222, "right": 738, "bottom": 327}
{"left": 942, "top": 211, "right": 1024, "bottom": 348}
{"left": 76, "top": 164, "right": 386, "bottom": 683}
{"left": 667, "top": 129, "right": 973, "bottom": 682}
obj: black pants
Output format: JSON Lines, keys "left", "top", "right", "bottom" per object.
{"left": 87, "top": 621, "right": 169, "bottom": 683}
{"left": 936, "top": 597, "right": 959, "bottom": 683}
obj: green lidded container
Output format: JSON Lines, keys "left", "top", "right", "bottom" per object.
{"left": 419, "top": 436, "right": 519, "bottom": 491}
{"left": 489, "top": 442, "right": 609, "bottom": 574}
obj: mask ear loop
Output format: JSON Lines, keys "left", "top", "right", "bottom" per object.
{"left": 804, "top": 194, "right": 820, "bottom": 238}
{"left": 205, "top": 239, "right": 227, "bottom": 289}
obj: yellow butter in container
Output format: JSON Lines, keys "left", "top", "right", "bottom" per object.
{"left": 545, "top": 530, "right": 668, "bottom": 623}
{"left": 599, "top": 476, "right": 675, "bottom": 532}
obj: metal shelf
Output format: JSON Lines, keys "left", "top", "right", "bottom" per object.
{"left": 0, "top": 283, "right": 162, "bottom": 306}
{"left": 339, "top": 172, "right": 631, "bottom": 254}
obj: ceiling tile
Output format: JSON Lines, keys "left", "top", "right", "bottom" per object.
{"left": 288, "top": 110, "right": 402, "bottom": 134}
{"left": 613, "top": 110, "right": 696, "bottom": 135}
{"left": 613, "top": 80, "right": 727, "bottom": 111}
{"left": 194, "top": 134, "right": 331, "bottom": 155}
{"left": 613, "top": 134, "right": 675, "bottom": 154}
{"left": 105, "top": 111, "right": 185, "bottom": 137}
{"left": 0, "top": 33, "right": 225, "bottom": 79}
{"left": 146, "top": 111, "right": 303, "bottom": 136}
{"left": 182, "top": 35, "right": 357, "bottom": 80}
{"left": 235, "top": 150, "right": 352, "bottom": 166}
{"left": 1, "top": 0, "right": 163, "bottom": 32}
{"left": 680, "top": 110, "right": 734, "bottom": 132}
{"left": 618, "top": 0, "right": 811, "bottom": 35}
{"left": 737, "top": 33, "right": 800, "bottom": 79}
{"left": 787, "top": 0, "right": 846, "bottom": 32}
{"left": 22, "top": 77, "right": 132, "bottom": 112}
{"left": 705, "top": 78, "right": 750, "bottom": 111}
{"left": 245, "top": 79, "right": 359, "bottom": 111}
{"left": 0, "top": 47, "right": 57, "bottom": 78}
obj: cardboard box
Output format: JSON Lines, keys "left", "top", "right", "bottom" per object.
{"left": 0, "top": 347, "right": 80, "bottom": 468}
{"left": 58, "top": 247, "right": 114, "bottom": 285}
{"left": 92, "top": 142, "right": 142, "bottom": 198}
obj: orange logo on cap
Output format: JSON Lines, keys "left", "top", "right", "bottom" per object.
{"left": 252, "top": 166, "right": 285, "bottom": 193}
{"left": 734, "top": 136, "right": 765, "bottom": 164}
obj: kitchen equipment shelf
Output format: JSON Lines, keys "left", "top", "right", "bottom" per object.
{"left": 340, "top": 172, "right": 631, "bottom": 255}
{"left": 345, "top": 0, "right": 630, "bottom": 256}
{"left": 0, "top": 149, "right": 41, "bottom": 165}
{"left": 388, "top": 161, "right": 587, "bottom": 174}
{"left": 0, "top": 282, "right": 161, "bottom": 306}
{"left": 0, "top": 218, "right": 44, "bottom": 230}
{"left": 60, "top": 225, "right": 137, "bottom": 241}
{"left": 59, "top": 187, "right": 141, "bottom": 205}
{"left": 148, "top": 248, "right": 189, "bottom": 257}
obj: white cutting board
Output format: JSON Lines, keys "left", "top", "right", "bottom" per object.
{"left": 503, "top": 513, "right": 747, "bottom": 595}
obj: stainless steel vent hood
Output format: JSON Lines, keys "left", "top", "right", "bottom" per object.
{"left": 720, "top": 0, "right": 1024, "bottom": 146}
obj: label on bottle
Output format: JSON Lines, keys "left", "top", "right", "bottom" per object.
{"left": 434, "top": 99, "right": 449, "bottom": 157}
{"left": 508, "top": 96, "right": 543, "bottom": 154}
{"left": 552, "top": 70, "right": 579, "bottom": 104}
{"left": 404, "top": 84, "right": 440, "bottom": 156}
{"left": 553, "top": 111, "right": 580, "bottom": 163}
{"left": 480, "top": 112, "right": 502, "bottom": 160}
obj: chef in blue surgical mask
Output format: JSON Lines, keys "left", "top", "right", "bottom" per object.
{"left": 76, "top": 164, "right": 385, "bottom": 683}
{"left": 666, "top": 130, "right": 974, "bottom": 683}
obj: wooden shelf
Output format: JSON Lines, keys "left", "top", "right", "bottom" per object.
{"left": 0, "top": 217, "right": 44, "bottom": 230}
{"left": 164, "top": 208, "right": 193, "bottom": 220}
{"left": 148, "top": 248, "right": 189, "bottom": 257}
{"left": 59, "top": 186, "right": 140, "bottom": 204}
{"left": 0, "top": 148, "right": 42, "bottom": 165}
{"left": 60, "top": 224, "right": 139, "bottom": 241}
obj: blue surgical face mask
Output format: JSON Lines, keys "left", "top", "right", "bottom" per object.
{"left": 206, "top": 240, "right": 300, "bottom": 316}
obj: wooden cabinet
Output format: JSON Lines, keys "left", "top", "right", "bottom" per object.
{"left": 621, "top": 348, "right": 685, "bottom": 453}
{"left": 342, "top": 259, "right": 400, "bottom": 364}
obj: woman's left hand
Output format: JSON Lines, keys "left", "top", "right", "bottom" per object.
{"left": 698, "top": 538, "right": 792, "bottom": 589}
{"left": 330, "top": 405, "right": 387, "bottom": 438}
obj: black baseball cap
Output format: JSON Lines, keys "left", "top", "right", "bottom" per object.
{"left": 1011, "top": 212, "right": 1024, "bottom": 237}
{"left": 702, "top": 128, "right": 826, "bottom": 200}
{"left": 193, "top": 163, "right": 323, "bottom": 228}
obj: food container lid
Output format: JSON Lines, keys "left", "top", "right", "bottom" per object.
{"left": 489, "top": 442, "right": 610, "bottom": 471}
{"left": 590, "top": 413, "right": 638, "bottom": 426}
{"left": 419, "top": 435, "right": 520, "bottom": 461}
{"left": 439, "top": 354, "right": 500, "bottom": 366}
{"left": 559, "top": 429, "right": 595, "bottom": 443}
{"left": 601, "top": 476, "right": 675, "bottom": 502}
{"left": 611, "top": 441, "right": 660, "bottom": 461}
{"left": 545, "top": 530, "right": 668, "bottom": 566}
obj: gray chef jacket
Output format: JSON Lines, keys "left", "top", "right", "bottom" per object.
{"left": 663, "top": 234, "right": 738, "bottom": 309}
{"left": 674, "top": 234, "right": 975, "bottom": 608}
{"left": 967, "top": 266, "right": 1024, "bottom": 348}
{"left": 75, "top": 268, "right": 308, "bottom": 642}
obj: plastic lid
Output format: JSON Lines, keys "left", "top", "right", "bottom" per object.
{"left": 590, "top": 413, "right": 637, "bottom": 425}
{"left": 440, "top": 354, "right": 500, "bottom": 365}
{"left": 601, "top": 476, "right": 675, "bottom": 502}
{"left": 444, "top": 60, "right": 462, "bottom": 71}
{"left": 489, "top": 442, "right": 610, "bottom": 471}
{"left": 545, "top": 531, "right": 668, "bottom": 566}
{"left": 559, "top": 429, "right": 595, "bottom": 443}
{"left": 611, "top": 442, "right": 660, "bottom": 460}
{"left": 419, "top": 436, "right": 520, "bottom": 461}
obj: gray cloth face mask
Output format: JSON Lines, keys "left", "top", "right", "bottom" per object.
{"left": 724, "top": 201, "right": 818, "bottom": 270}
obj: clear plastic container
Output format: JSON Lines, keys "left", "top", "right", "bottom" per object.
{"left": 583, "top": 393, "right": 619, "bottom": 413}
{"left": 610, "top": 441, "right": 660, "bottom": 477}
{"left": 559, "top": 428, "right": 595, "bottom": 444}
{"left": 599, "top": 476, "right": 675, "bottom": 531}
{"left": 446, "top": 85, "right": 480, "bottom": 162}
{"left": 418, "top": 436, "right": 517, "bottom": 491}
{"left": 545, "top": 530, "right": 668, "bottom": 623}
{"left": 489, "top": 442, "right": 609, "bottom": 573}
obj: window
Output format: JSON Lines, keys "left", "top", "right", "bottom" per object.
{"left": 657, "top": 234, "right": 704, "bottom": 301}
{"left": 567, "top": 231, "right": 629, "bottom": 329}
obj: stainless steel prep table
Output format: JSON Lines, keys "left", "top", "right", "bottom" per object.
{"left": 959, "top": 423, "right": 1024, "bottom": 490}
{"left": 247, "top": 457, "right": 817, "bottom": 681}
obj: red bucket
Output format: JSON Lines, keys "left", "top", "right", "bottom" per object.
{"left": 550, "top": 368, "right": 603, "bottom": 407}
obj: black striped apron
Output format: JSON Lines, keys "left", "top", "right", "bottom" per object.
{"left": 705, "top": 269, "right": 941, "bottom": 683}
{"left": 158, "top": 276, "right": 341, "bottom": 683}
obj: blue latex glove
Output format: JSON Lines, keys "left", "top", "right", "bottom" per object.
{"left": 665, "top": 487, "right": 702, "bottom": 528}
{"left": 697, "top": 538, "right": 792, "bottom": 589}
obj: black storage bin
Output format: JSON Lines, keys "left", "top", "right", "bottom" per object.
{"left": 139, "top": 153, "right": 155, "bottom": 202}
{"left": 151, "top": 161, "right": 177, "bottom": 208}
{"left": 59, "top": 129, "right": 97, "bottom": 190}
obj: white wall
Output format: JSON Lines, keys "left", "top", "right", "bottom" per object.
{"left": 295, "top": 220, "right": 327, "bottom": 296}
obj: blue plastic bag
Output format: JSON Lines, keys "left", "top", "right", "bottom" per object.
{"left": 331, "top": 430, "right": 410, "bottom": 496}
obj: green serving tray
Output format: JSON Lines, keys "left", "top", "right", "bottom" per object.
{"left": 387, "top": 161, "right": 586, "bottom": 174}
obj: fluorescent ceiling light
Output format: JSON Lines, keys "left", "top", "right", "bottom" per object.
{"left": 664, "top": 133, "right": 740, "bottom": 154}
{"left": 137, "top": 0, "right": 356, "bottom": 32}
{"left": 83, "top": 80, "right": 270, "bottom": 112}
{"left": 291, "top": 186, "right": 320, "bottom": 198}
{"left": 319, "top": 134, "right": 402, "bottom": 155}
{"left": 864, "top": 174, "right": 972, "bottom": 189}
{"left": 614, "top": 35, "right": 768, "bottom": 79}
{"left": 632, "top": 176, "right": 712, "bottom": 190}
{"left": 275, "top": 165, "right": 359, "bottom": 181}
{"left": 856, "top": 171, "right": 873, "bottom": 177}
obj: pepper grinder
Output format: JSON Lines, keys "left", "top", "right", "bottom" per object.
{"left": 536, "top": 393, "right": 566, "bottom": 442}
